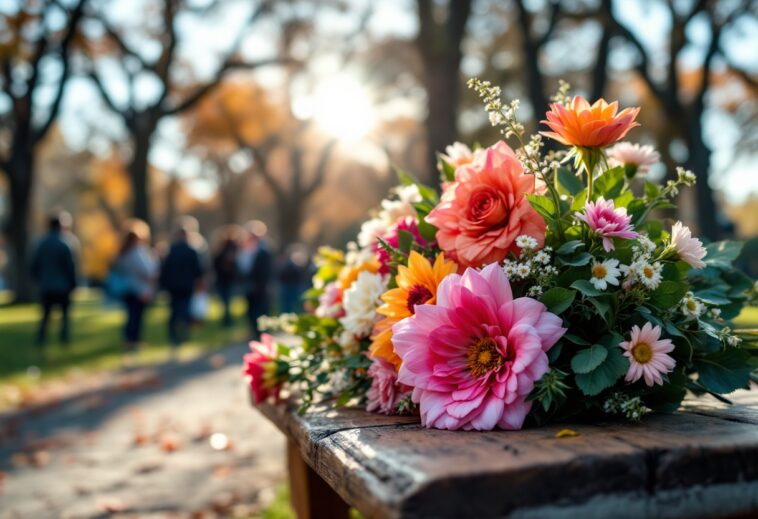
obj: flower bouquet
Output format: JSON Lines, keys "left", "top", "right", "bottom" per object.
{"left": 245, "top": 80, "right": 758, "bottom": 431}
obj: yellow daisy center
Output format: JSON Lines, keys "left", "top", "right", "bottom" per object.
{"left": 467, "top": 337, "right": 504, "bottom": 378}
{"left": 631, "top": 342, "right": 653, "bottom": 364}
{"left": 592, "top": 264, "right": 608, "bottom": 279}
{"left": 686, "top": 300, "right": 697, "bottom": 311}
{"left": 642, "top": 266, "right": 654, "bottom": 278}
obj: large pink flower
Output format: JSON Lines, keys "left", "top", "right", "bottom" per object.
{"left": 366, "top": 356, "right": 412, "bottom": 415}
{"left": 373, "top": 217, "right": 428, "bottom": 274}
{"left": 576, "top": 196, "right": 638, "bottom": 252}
{"left": 425, "top": 141, "right": 546, "bottom": 269}
{"left": 392, "top": 264, "right": 566, "bottom": 430}
{"left": 243, "top": 334, "right": 284, "bottom": 404}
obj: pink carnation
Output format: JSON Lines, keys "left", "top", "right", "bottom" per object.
{"left": 576, "top": 196, "right": 638, "bottom": 252}
{"left": 243, "top": 334, "right": 283, "bottom": 404}
{"left": 366, "top": 356, "right": 412, "bottom": 415}
{"left": 373, "top": 217, "right": 428, "bottom": 274}
{"left": 426, "top": 141, "right": 546, "bottom": 269}
{"left": 315, "top": 281, "right": 344, "bottom": 318}
{"left": 392, "top": 264, "right": 565, "bottom": 430}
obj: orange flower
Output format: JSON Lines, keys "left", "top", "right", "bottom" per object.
{"left": 370, "top": 252, "right": 456, "bottom": 369}
{"left": 540, "top": 96, "right": 640, "bottom": 148}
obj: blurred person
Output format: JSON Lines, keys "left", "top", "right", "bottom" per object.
{"left": 160, "top": 217, "right": 205, "bottom": 350}
{"left": 31, "top": 212, "right": 77, "bottom": 346}
{"left": 238, "top": 220, "right": 272, "bottom": 339}
{"left": 212, "top": 225, "right": 240, "bottom": 327}
{"left": 278, "top": 243, "right": 311, "bottom": 313}
{"left": 112, "top": 219, "right": 158, "bottom": 354}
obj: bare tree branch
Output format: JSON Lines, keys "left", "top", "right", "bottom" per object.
{"left": 87, "top": 70, "right": 123, "bottom": 116}
{"left": 304, "top": 139, "right": 337, "bottom": 197}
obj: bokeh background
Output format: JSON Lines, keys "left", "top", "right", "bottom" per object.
{"left": 1, "top": 0, "right": 757, "bottom": 301}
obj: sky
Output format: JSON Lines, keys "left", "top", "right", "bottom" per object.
{"left": 49, "top": 0, "right": 758, "bottom": 203}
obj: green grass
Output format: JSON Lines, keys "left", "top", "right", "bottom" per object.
{"left": 0, "top": 289, "right": 252, "bottom": 408}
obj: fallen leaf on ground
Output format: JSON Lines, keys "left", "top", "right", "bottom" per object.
{"left": 161, "top": 433, "right": 182, "bottom": 452}
{"left": 97, "top": 497, "right": 126, "bottom": 513}
{"left": 555, "top": 428, "right": 580, "bottom": 438}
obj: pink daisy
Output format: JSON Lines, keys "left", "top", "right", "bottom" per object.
{"left": 576, "top": 197, "right": 638, "bottom": 252}
{"left": 619, "top": 322, "right": 675, "bottom": 387}
{"left": 391, "top": 263, "right": 566, "bottom": 431}
{"left": 670, "top": 221, "right": 706, "bottom": 269}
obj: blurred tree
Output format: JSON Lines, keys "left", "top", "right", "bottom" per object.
{"left": 85, "top": 0, "right": 283, "bottom": 227}
{"left": 599, "top": 0, "right": 754, "bottom": 239}
{"left": 415, "top": 0, "right": 473, "bottom": 182}
{"left": 0, "top": 0, "right": 86, "bottom": 301}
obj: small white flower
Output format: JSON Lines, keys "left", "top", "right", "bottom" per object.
{"left": 527, "top": 285, "right": 544, "bottom": 297}
{"left": 726, "top": 335, "right": 742, "bottom": 347}
{"left": 516, "top": 235, "right": 538, "bottom": 250}
{"left": 709, "top": 308, "right": 722, "bottom": 319}
{"left": 516, "top": 263, "right": 532, "bottom": 278}
{"left": 534, "top": 251, "right": 551, "bottom": 265}
{"left": 590, "top": 258, "right": 621, "bottom": 291}
{"left": 637, "top": 235, "right": 657, "bottom": 254}
{"left": 637, "top": 261, "right": 663, "bottom": 290}
{"left": 357, "top": 217, "right": 389, "bottom": 249}
{"left": 680, "top": 292, "right": 704, "bottom": 320}
{"left": 339, "top": 272, "right": 387, "bottom": 338}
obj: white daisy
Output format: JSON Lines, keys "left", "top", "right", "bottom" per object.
{"left": 590, "top": 258, "right": 621, "bottom": 291}
{"left": 637, "top": 261, "right": 663, "bottom": 290}
{"left": 680, "top": 292, "right": 704, "bottom": 320}
{"left": 534, "top": 251, "right": 551, "bottom": 265}
{"left": 516, "top": 235, "right": 538, "bottom": 250}
{"left": 516, "top": 263, "right": 532, "bottom": 278}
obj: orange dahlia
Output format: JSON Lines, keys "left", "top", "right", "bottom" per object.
{"left": 338, "top": 259, "right": 380, "bottom": 291}
{"left": 540, "top": 96, "right": 640, "bottom": 148}
{"left": 369, "top": 252, "right": 456, "bottom": 369}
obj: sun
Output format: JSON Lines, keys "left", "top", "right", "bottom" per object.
{"left": 310, "top": 76, "right": 376, "bottom": 140}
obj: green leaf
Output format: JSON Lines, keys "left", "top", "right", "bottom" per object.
{"left": 697, "top": 348, "right": 753, "bottom": 394}
{"left": 574, "top": 343, "right": 629, "bottom": 396}
{"left": 588, "top": 297, "right": 611, "bottom": 324}
{"left": 564, "top": 334, "right": 591, "bottom": 346}
{"left": 558, "top": 252, "right": 593, "bottom": 266}
{"left": 613, "top": 190, "right": 634, "bottom": 209}
{"left": 704, "top": 241, "right": 744, "bottom": 269}
{"left": 436, "top": 152, "right": 456, "bottom": 182}
{"left": 694, "top": 288, "right": 731, "bottom": 306}
{"left": 593, "top": 166, "right": 626, "bottom": 200}
{"left": 650, "top": 280, "right": 689, "bottom": 309}
{"left": 644, "top": 181, "right": 661, "bottom": 199}
{"left": 571, "top": 345, "right": 609, "bottom": 374}
{"left": 539, "top": 287, "right": 576, "bottom": 315}
{"left": 395, "top": 168, "right": 417, "bottom": 187}
{"left": 557, "top": 167, "right": 583, "bottom": 195}
{"left": 556, "top": 240, "right": 584, "bottom": 256}
{"left": 571, "top": 189, "right": 588, "bottom": 212}
{"left": 570, "top": 279, "right": 603, "bottom": 297}
{"left": 526, "top": 194, "right": 556, "bottom": 221}
{"left": 397, "top": 230, "right": 414, "bottom": 253}
{"left": 418, "top": 219, "right": 438, "bottom": 243}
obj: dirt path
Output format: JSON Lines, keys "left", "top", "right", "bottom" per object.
{"left": 0, "top": 344, "right": 285, "bottom": 518}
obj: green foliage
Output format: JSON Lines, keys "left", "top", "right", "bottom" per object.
{"left": 592, "top": 167, "right": 625, "bottom": 200}
{"left": 526, "top": 193, "right": 556, "bottom": 221}
{"left": 574, "top": 336, "right": 629, "bottom": 396}
{"left": 539, "top": 287, "right": 576, "bottom": 315}
{"left": 571, "top": 345, "right": 608, "bottom": 374}
{"left": 696, "top": 348, "right": 754, "bottom": 394}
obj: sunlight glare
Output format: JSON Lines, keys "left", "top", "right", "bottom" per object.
{"left": 311, "top": 76, "right": 376, "bottom": 140}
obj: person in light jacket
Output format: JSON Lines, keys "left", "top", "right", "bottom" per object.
{"left": 113, "top": 219, "right": 158, "bottom": 352}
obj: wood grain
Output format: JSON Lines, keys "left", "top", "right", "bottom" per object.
{"left": 255, "top": 391, "right": 758, "bottom": 519}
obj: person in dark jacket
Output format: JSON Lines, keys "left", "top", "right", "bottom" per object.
{"left": 31, "top": 212, "right": 78, "bottom": 346}
{"left": 160, "top": 219, "right": 204, "bottom": 349}
{"left": 238, "top": 220, "right": 271, "bottom": 339}
{"left": 278, "top": 243, "right": 310, "bottom": 313}
{"left": 212, "top": 225, "right": 240, "bottom": 327}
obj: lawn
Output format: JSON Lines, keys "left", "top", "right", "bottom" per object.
{"left": 0, "top": 289, "right": 253, "bottom": 409}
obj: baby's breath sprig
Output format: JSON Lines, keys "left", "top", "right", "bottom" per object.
{"left": 467, "top": 78, "right": 525, "bottom": 139}
{"left": 550, "top": 79, "right": 571, "bottom": 106}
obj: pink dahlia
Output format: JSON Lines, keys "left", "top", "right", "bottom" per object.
{"left": 440, "top": 142, "right": 476, "bottom": 169}
{"left": 373, "top": 216, "right": 428, "bottom": 274}
{"left": 619, "top": 322, "right": 675, "bottom": 386}
{"left": 366, "top": 356, "right": 412, "bottom": 415}
{"left": 392, "top": 264, "right": 565, "bottom": 430}
{"left": 608, "top": 142, "right": 660, "bottom": 175}
{"left": 670, "top": 221, "right": 706, "bottom": 269}
{"left": 576, "top": 197, "right": 638, "bottom": 252}
{"left": 243, "top": 334, "right": 284, "bottom": 404}
{"left": 426, "top": 141, "right": 546, "bottom": 269}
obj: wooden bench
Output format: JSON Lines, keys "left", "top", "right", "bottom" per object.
{"left": 254, "top": 390, "right": 758, "bottom": 519}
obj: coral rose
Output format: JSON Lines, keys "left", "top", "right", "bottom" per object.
{"left": 392, "top": 264, "right": 566, "bottom": 430}
{"left": 541, "top": 96, "right": 640, "bottom": 148}
{"left": 425, "top": 141, "right": 546, "bottom": 269}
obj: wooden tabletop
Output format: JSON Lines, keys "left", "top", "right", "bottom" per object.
{"left": 256, "top": 390, "right": 758, "bottom": 519}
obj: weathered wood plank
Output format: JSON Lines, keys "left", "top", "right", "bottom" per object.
{"left": 255, "top": 390, "right": 758, "bottom": 519}
{"left": 287, "top": 439, "right": 350, "bottom": 519}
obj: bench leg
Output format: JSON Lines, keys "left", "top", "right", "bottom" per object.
{"left": 287, "top": 440, "right": 350, "bottom": 519}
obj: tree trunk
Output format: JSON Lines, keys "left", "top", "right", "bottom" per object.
{"left": 277, "top": 196, "right": 302, "bottom": 250}
{"left": 5, "top": 148, "right": 35, "bottom": 303}
{"left": 128, "top": 116, "right": 157, "bottom": 226}
{"left": 686, "top": 119, "right": 722, "bottom": 240}
{"left": 422, "top": 54, "right": 461, "bottom": 184}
